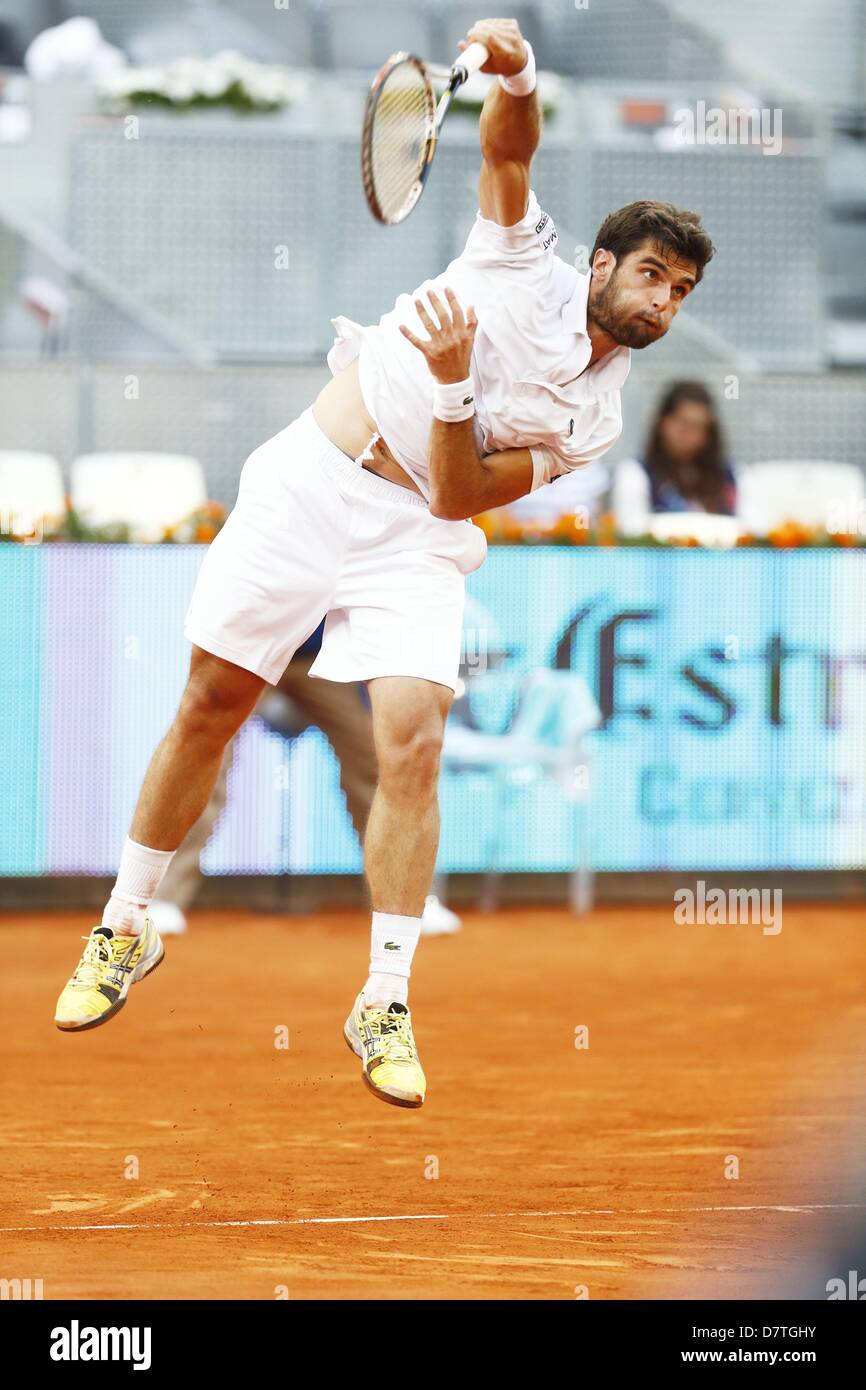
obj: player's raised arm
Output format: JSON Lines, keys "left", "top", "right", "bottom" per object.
{"left": 460, "top": 18, "right": 541, "bottom": 227}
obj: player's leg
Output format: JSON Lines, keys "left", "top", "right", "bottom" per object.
{"left": 342, "top": 676, "right": 451, "bottom": 1109}
{"left": 55, "top": 406, "right": 348, "bottom": 1032}
{"left": 130, "top": 648, "right": 262, "bottom": 856}
{"left": 364, "top": 675, "right": 452, "bottom": 933}
{"left": 297, "top": 428, "right": 486, "bottom": 1105}
{"left": 148, "top": 737, "right": 235, "bottom": 934}
{"left": 110, "top": 647, "right": 263, "bottom": 936}
{"left": 149, "top": 732, "right": 236, "bottom": 934}
{"left": 54, "top": 649, "right": 264, "bottom": 1031}
{"left": 126, "top": 661, "right": 257, "bottom": 938}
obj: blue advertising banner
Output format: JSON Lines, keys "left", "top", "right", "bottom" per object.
{"left": 1, "top": 545, "right": 864, "bottom": 874}
{"left": 464, "top": 548, "right": 866, "bottom": 870}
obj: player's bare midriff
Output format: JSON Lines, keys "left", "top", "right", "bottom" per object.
{"left": 312, "top": 357, "right": 424, "bottom": 497}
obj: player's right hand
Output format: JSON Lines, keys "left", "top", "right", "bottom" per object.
{"left": 457, "top": 18, "right": 527, "bottom": 76}
{"left": 399, "top": 288, "right": 478, "bottom": 385}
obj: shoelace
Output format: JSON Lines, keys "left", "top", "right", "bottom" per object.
{"left": 70, "top": 933, "right": 113, "bottom": 989}
{"left": 367, "top": 1008, "right": 415, "bottom": 1065}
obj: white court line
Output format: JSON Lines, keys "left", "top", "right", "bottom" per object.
{"left": 3, "top": 1203, "right": 866, "bottom": 1235}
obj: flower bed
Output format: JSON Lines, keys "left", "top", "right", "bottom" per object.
{"left": 99, "top": 52, "right": 308, "bottom": 114}
{"left": 0, "top": 501, "right": 226, "bottom": 545}
{"left": 473, "top": 510, "right": 866, "bottom": 548}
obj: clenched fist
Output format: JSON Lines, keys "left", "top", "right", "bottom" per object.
{"left": 399, "top": 288, "right": 478, "bottom": 384}
{"left": 457, "top": 17, "right": 528, "bottom": 76}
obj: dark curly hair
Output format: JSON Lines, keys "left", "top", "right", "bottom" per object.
{"left": 591, "top": 201, "right": 714, "bottom": 284}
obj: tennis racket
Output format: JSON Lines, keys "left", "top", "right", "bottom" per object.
{"left": 361, "top": 41, "right": 490, "bottom": 226}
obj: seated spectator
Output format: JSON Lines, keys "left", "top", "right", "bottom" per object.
{"left": 612, "top": 381, "right": 738, "bottom": 536}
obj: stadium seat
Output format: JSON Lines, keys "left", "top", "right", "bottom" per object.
{"left": 647, "top": 512, "right": 746, "bottom": 547}
{"left": 738, "top": 460, "right": 866, "bottom": 535}
{"left": 441, "top": 670, "right": 601, "bottom": 913}
{"left": 0, "top": 450, "right": 65, "bottom": 537}
{"left": 70, "top": 451, "right": 207, "bottom": 540}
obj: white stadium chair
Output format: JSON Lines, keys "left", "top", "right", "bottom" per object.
{"left": 70, "top": 452, "right": 207, "bottom": 541}
{"left": 647, "top": 512, "right": 745, "bottom": 548}
{"left": 738, "top": 460, "right": 866, "bottom": 536}
{"left": 0, "top": 450, "right": 65, "bottom": 538}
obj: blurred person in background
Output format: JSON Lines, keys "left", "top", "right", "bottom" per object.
{"left": 612, "top": 381, "right": 737, "bottom": 536}
{"left": 150, "top": 618, "right": 461, "bottom": 939}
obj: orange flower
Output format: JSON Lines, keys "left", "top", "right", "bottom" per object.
{"left": 768, "top": 521, "right": 805, "bottom": 548}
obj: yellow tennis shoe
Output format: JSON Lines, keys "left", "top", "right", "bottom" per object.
{"left": 54, "top": 918, "right": 164, "bottom": 1032}
{"left": 343, "top": 992, "right": 426, "bottom": 1108}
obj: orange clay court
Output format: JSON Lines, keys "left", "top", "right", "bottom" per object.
{"left": 2, "top": 902, "right": 865, "bottom": 1301}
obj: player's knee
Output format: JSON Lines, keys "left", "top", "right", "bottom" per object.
{"left": 378, "top": 722, "right": 443, "bottom": 801}
{"left": 177, "top": 651, "right": 263, "bottom": 741}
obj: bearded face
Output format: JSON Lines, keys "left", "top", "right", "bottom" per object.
{"left": 589, "top": 241, "right": 697, "bottom": 349}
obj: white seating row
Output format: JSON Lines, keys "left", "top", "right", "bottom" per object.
{"left": 0, "top": 450, "right": 206, "bottom": 540}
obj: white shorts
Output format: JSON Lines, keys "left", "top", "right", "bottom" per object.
{"left": 184, "top": 406, "right": 487, "bottom": 691}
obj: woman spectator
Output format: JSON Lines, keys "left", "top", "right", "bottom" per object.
{"left": 612, "top": 381, "right": 737, "bottom": 536}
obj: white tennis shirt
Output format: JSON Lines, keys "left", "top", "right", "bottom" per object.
{"left": 327, "top": 189, "right": 631, "bottom": 499}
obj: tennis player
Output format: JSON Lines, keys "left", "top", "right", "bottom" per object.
{"left": 55, "top": 17, "right": 713, "bottom": 1109}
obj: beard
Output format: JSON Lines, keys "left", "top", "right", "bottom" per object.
{"left": 590, "top": 273, "right": 663, "bottom": 349}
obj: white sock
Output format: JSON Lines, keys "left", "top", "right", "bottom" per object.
{"left": 103, "top": 837, "right": 176, "bottom": 936}
{"left": 364, "top": 911, "right": 422, "bottom": 1007}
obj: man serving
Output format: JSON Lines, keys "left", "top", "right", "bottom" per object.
{"left": 55, "top": 18, "right": 713, "bottom": 1111}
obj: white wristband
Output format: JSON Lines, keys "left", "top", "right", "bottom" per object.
{"left": 433, "top": 377, "right": 475, "bottom": 422}
{"left": 498, "top": 41, "right": 536, "bottom": 97}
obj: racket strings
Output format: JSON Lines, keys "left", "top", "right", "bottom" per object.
{"left": 367, "top": 62, "right": 433, "bottom": 224}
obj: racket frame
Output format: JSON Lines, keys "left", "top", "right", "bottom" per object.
{"left": 361, "top": 42, "right": 489, "bottom": 226}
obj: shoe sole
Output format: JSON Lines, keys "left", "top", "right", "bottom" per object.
{"left": 55, "top": 937, "right": 165, "bottom": 1033}
{"left": 342, "top": 1024, "right": 424, "bottom": 1109}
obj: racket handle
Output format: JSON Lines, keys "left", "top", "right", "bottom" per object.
{"left": 452, "top": 41, "right": 489, "bottom": 85}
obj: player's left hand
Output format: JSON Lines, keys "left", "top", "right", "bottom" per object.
{"left": 457, "top": 18, "right": 527, "bottom": 76}
{"left": 399, "top": 288, "right": 478, "bottom": 384}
